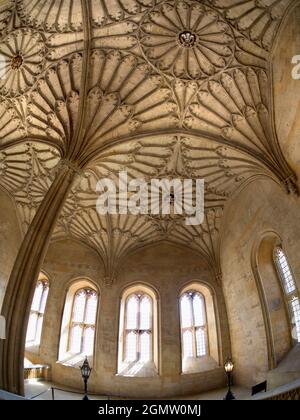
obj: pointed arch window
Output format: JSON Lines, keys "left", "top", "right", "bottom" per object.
{"left": 274, "top": 247, "right": 300, "bottom": 343}
{"left": 124, "top": 293, "right": 152, "bottom": 363}
{"left": 118, "top": 285, "right": 158, "bottom": 377}
{"left": 26, "top": 275, "right": 49, "bottom": 347}
{"left": 58, "top": 281, "right": 99, "bottom": 367}
{"left": 180, "top": 291, "right": 207, "bottom": 359}
{"left": 69, "top": 288, "right": 98, "bottom": 356}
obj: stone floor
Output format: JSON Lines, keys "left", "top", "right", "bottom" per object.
{"left": 25, "top": 380, "right": 251, "bottom": 400}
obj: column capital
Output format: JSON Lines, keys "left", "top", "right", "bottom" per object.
{"left": 103, "top": 277, "right": 115, "bottom": 288}
{"left": 215, "top": 271, "right": 223, "bottom": 283}
{"left": 284, "top": 174, "right": 299, "bottom": 196}
{"left": 59, "top": 159, "right": 85, "bottom": 175}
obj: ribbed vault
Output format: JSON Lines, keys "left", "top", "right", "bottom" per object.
{"left": 0, "top": 0, "right": 298, "bottom": 282}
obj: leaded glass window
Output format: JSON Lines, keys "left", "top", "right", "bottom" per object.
{"left": 274, "top": 247, "right": 300, "bottom": 343}
{"left": 68, "top": 288, "right": 98, "bottom": 355}
{"left": 180, "top": 291, "right": 208, "bottom": 358}
{"left": 124, "top": 293, "right": 153, "bottom": 363}
{"left": 26, "top": 277, "right": 49, "bottom": 346}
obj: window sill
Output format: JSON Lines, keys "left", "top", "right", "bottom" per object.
{"left": 25, "top": 344, "right": 40, "bottom": 355}
{"left": 181, "top": 356, "right": 219, "bottom": 374}
{"left": 117, "top": 361, "right": 158, "bottom": 378}
{"left": 57, "top": 353, "right": 93, "bottom": 369}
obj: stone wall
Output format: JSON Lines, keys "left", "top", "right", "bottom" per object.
{"left": 221, "top": 178, "right": 300, "bottom": 387}
{"left": 256, "top": 235, "right": 291, "bottom": 366}
{"left": 26, "top": 240, "right": 230, "bottom": 398}
{"left": 217, "top": 4, "right": 300, "bottom": 389}
{"left": 0, "top": 188, "right": 22, "bottom": 311}
{"left": 5, "top": 1, "right": 300, "bottom": 399}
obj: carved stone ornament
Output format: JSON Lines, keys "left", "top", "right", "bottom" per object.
{"left": 0, "top": 29, "right": 46, "bottom": 97}
{"left": 0, "top": 0, "right": 297, "bottom": 283}
{"left": 140, "top": 1, "right": 235, "bottom": 80}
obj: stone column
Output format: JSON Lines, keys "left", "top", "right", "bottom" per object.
{"left": 0, "top": 162, "right": 77, "bottom": 396}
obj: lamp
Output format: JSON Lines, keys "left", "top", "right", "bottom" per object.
{"left": 0, "top": 316, "right": 6, "bottom": 340}
{"left": 223, "top": 358, "right": 235, "bottom": 400}
{"left": 80, "top": 356, "right": 92, "bottom": 401}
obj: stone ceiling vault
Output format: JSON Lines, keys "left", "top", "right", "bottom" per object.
{"left": 0, "top": 0, "right": 298, "bottom": 282}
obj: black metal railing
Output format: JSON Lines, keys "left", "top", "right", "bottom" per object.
{"left": 29, "top": 386, "right": 112, "bottom": 400}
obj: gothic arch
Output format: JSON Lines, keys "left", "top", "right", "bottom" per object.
{"left": 58, "top": 278, "right": 100, "bottom": 367}
{"left": 117, "top": 283, "right": 160, "bottom": 377}
{"left": 252, "top": 231, "right": 292, "bottom": 369}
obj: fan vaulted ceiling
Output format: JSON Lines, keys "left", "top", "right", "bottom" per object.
{"left": 0, "top": 0, "right": 298, "bottom": 283}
